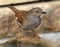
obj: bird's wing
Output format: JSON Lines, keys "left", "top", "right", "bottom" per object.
{"left": 8, "top": 6, "right": 27, "bottom": 24}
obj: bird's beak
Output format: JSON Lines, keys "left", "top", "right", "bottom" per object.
{"left": 42, "top": 12, "right": 46, "bottom": 14}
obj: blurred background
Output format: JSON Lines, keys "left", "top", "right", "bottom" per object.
{"left": 0, "top": 0, "right": 60, "bottom": 47}
{"left": 0, "top": 0, "right": 60, "bottom": 6}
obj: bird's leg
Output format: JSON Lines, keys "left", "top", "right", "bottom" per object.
{"left": 32, "top": 30, "right": 39, "bottom": 38}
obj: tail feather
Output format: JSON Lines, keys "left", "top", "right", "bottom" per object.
{"left": 8, "top": 6, "right": 27, "bottom": 24}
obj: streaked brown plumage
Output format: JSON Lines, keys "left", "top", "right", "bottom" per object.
{"left": 8, "top": 6, "right": 27, "bottom": 24}
{"left": 8, "top": 6, "right": 43, "bottom": 38}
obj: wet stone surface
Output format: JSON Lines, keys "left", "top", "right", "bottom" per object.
{"left": 0, "top": 42, "right": 16, "bottom": 47}
{"left": 16, "top": 42, "right": 48, "bottom": 47}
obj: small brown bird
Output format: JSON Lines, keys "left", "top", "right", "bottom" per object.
{"left": 8, "top": 6, "right": 43, "bottom": 38}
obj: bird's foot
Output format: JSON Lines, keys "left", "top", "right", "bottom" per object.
{"left": 33, "top": 35, "right": 40, "bottom": 39}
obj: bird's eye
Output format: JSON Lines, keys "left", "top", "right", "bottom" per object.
{"left": 42, "top": 12, "right": 46, "bottom": 14}
{"left": 35, "top": 11, "right": 38, "bottom": 13}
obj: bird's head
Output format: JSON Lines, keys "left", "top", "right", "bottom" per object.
{"left": 29, "top": 7, "right": 43, "bottom": 17}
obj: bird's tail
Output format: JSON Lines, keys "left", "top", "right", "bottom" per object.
{"left": 8, "top": 6, "right": 20, "bottom": 16}
{"left": 8, "top": 6, "right": 26, "bottom": 24}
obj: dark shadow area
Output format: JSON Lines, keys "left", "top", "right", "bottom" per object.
{"left": 0, "top": 0, "right": 56, "bottom": 7}
{"left": 38, "top": 0, "right": 53, "bottom": 2}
